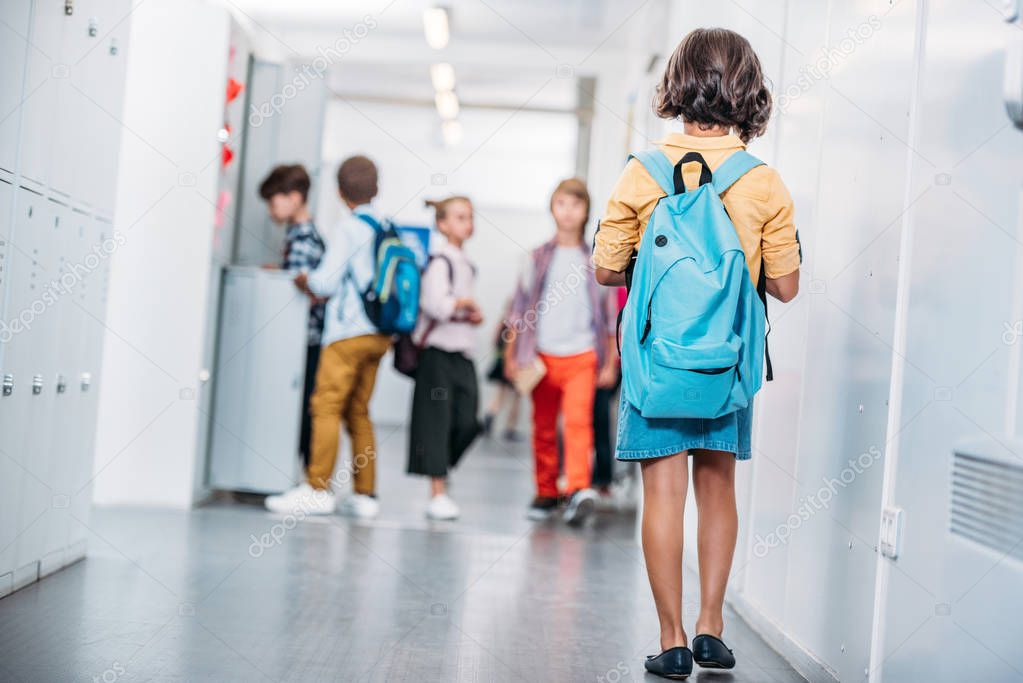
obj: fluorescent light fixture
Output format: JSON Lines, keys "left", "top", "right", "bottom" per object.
{"left": 442, "top": 119, "right": 462, "bottom": 146}
{"left": 430, "top": 63, "right": 456, "bottom": 92}
{"left": 434, "top": 90, "right": 459, "bottom": 119}
{"left": 423, "top": 7, "right": 449, "bottom": 50}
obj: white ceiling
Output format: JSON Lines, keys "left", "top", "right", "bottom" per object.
{"left": 226, "top": 0, "right": 632, "bottom": 51}
{"left": 226, "top": 0, "right": 644, "bottom": 110}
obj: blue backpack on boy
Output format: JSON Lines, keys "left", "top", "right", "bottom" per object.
{"left": 353, "top": 213, "right": 420, "bottom": 334}
{"left": 619, "top": 149, "right": 771, "bottom": 420}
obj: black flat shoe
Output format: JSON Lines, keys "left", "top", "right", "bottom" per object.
{"left": 692, "top": 633, "right": 736, "bottom": 669}
{"left": 644, "top": 646, "right": 693, "bottom": 679}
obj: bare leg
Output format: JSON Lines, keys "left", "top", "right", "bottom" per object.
{"left": 640, "top": 453, "right": 689, "bottom": 651}
{"left": 691, "top": 449, "right": 737, "bottom": 638}
{"left": 507, "top": 390, "right": 521, "bottom": 425}
{"left": 486, "top": 384, "right": 506, "bottom": 415}
{"left": 430, "top": 477, "right": 446, "bottom": 497}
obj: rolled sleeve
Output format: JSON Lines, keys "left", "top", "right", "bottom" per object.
{"left": 761, "top": 172, "right": 801, "bottom": 279}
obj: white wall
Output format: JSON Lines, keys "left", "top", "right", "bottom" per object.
{"left": 92, "top": 0, "right": 231, "bottom": 508}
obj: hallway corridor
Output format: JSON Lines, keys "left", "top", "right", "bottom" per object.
{"left": 0, "top": 433, "right": 804, "bottom": 682}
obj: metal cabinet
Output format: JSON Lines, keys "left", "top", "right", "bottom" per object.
{"left": 207, "top": 267, "right": 307, "bottom": 494}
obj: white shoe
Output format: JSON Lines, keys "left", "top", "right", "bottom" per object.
{"left": 611, "top": 477, "right": 639, "bottom": 512}
{"left": 425, "top": 494, "right": 460, "bottom": 521}
{"left": 264, "top": 482, "right": 336, "bottom": 515}
{"left": 338, "top": 493, "right": 380, "bottom": 519}
{"left": 562, "top": 488, "right": 597, "bottom": 526}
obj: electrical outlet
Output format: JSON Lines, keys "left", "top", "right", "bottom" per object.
{"left": 880, "top": 506, "right": 903, "bottom": 559}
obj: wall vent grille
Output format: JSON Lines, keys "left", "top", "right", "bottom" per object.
{"left": 950, "top": 450, "right": 1023, "bottom": 561}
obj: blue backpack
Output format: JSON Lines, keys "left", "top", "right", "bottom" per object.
{"left": 619, "top": 149, "right": 771, "bottom": 419}
{"left": 353, "top": 213, "right": 420, "bottom": 334}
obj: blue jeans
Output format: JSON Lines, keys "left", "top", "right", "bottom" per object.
{"left": 615, "top": 391, "right": 752, "bottom": 461}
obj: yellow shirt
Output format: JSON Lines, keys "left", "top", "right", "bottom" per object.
{"left": 593, "top": 133, "right": 801, "bottom": 284}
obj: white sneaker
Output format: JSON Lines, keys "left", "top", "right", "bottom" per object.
{"left": 425, "top": 494, "right": 460, "bottom": 521}
{"left": 264, "top": 482, "right": 336, "bottom": 515}
{"left": 338, "top": 493, "right": 380, "bottom": 519}
{"left": 562, "top": 488, "right": 597, "bottom": 526}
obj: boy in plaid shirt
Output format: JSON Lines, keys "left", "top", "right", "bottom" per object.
{"left": 259, "top": 164, "right": 325, "bottom": 467}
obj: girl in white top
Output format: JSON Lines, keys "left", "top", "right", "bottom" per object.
{"left": 407, "top": 197, "right": 483, "bottom": 521}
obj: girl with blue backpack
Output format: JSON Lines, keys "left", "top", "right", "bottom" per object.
{"left": 593, "top": 28, "right": 801, "bottom": 679}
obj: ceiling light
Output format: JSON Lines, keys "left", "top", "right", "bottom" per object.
{"left": 434, "top": 90, "right": 459, "bottom": 119}
{"left": 442, "top": 120, "right": 462, "bottom": 146}
{"left": 423, "top": 7, "right": 449, "bottom": 50}
{"left": 430, "top": 63, "right": 456, "bottom": 92}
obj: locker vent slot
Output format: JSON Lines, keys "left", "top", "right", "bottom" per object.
{"left": 950, "top": 451, "right": 1023, "bottom": 561}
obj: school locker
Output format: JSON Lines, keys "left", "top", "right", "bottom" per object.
{"left": 1, "top": 188, "right": 48, "bottom": 590}
{"left": 39, "top": 206, "right": 91, "bottom": 574}
{"left": 18, "top": 0, "right": 66, "bottom": 190}
{"left": 0, "top": 179, "right": 17, "bottom": 593}
{"left": 70, "top": 215, "right": 112, "bottom": 552}
{"left": 67, "top": 214, "right": 112, "bottom": 556}
{"left": 11, "top": 196, "right": 65, "bottom": 589}
{"left": 207, "top": 267, "right": 306, "bottom": 493}
{"left": 67, "top": 0, "right": 130, "bottom": 213}
{"left": 0, "top": 1, "right": 31, "bottom": 175}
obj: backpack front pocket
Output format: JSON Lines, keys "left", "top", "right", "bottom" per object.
{"left": 640, "top": 337, "right": 740, "bottom": 419}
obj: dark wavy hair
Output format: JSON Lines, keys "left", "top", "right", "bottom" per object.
{"left": 654, "top": 28, "right": 772, "bottom": 143}
{"left": 258, "top": 164, "right": 311, "bottom": 202}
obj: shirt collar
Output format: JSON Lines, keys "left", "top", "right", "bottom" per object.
{"left": 286, "top": 219, "right": 316, "bottom": 236}
{"left": 654, "top": 132, "right": 746, "bottom": 151}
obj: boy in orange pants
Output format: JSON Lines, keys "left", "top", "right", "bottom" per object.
{"left": 504, "top": 179, "right": 617, "bottom": 524}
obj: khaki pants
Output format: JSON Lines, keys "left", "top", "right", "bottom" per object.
{"left": 307, "top": 334, "right": 392, "bottom": 493}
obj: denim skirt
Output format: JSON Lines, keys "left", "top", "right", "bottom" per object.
{"left": 615, "top": 391, "right": 753, "bottom": 461}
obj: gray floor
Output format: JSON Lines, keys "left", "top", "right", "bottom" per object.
{"left": 0, "top": 428, "right": 806, "bottom": 682}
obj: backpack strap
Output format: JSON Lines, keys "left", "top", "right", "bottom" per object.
{"left": 713, "top": 150, "right": 774, "bottom": 381}
{"left": 711, "top": 150, "right": 764, "bottom": 195}
{"left": 628, "top": 150, "right": 675, "bottom": 196}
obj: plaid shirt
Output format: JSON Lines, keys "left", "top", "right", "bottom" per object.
{"left": 283, "top": 220, "right": 326, "bottom": 346}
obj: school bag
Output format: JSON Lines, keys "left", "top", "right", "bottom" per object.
{"left": 618, "top": 149, "right": 771, "bottom": 420}
{"left": 392, "top": 254, "right": 452, "bottom": 378}
{"left": 352, "top": 213, "right": 420, "bottom": 334}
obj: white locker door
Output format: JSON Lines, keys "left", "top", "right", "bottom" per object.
{"left": 0, "top": 177, "right": 12, "bottom": 326}
{"left": 0, "top": 179, "right": 17, "bottom": 591}
{"left": 70, "top": 0, "right": 130, "bottom": 214}
{"left": 11, "top": 196, "right": 64, "bottom": 588}
{"left": 19, "top": 0, "right": 66, "bottom": 189}
{"left": 41, "top": 206, "right": 88, "bottom": 574}
{"left": 2, "top": 188, "right": 47, "bottom": 590}
{"left": 0, "top": 1, "right": 31, "bottom": 175}
{"left": 68, "top": 215, "right": 111, "bottom": 554}
{"left": 49, "top": 0, "right": 93, "bottom": 200}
